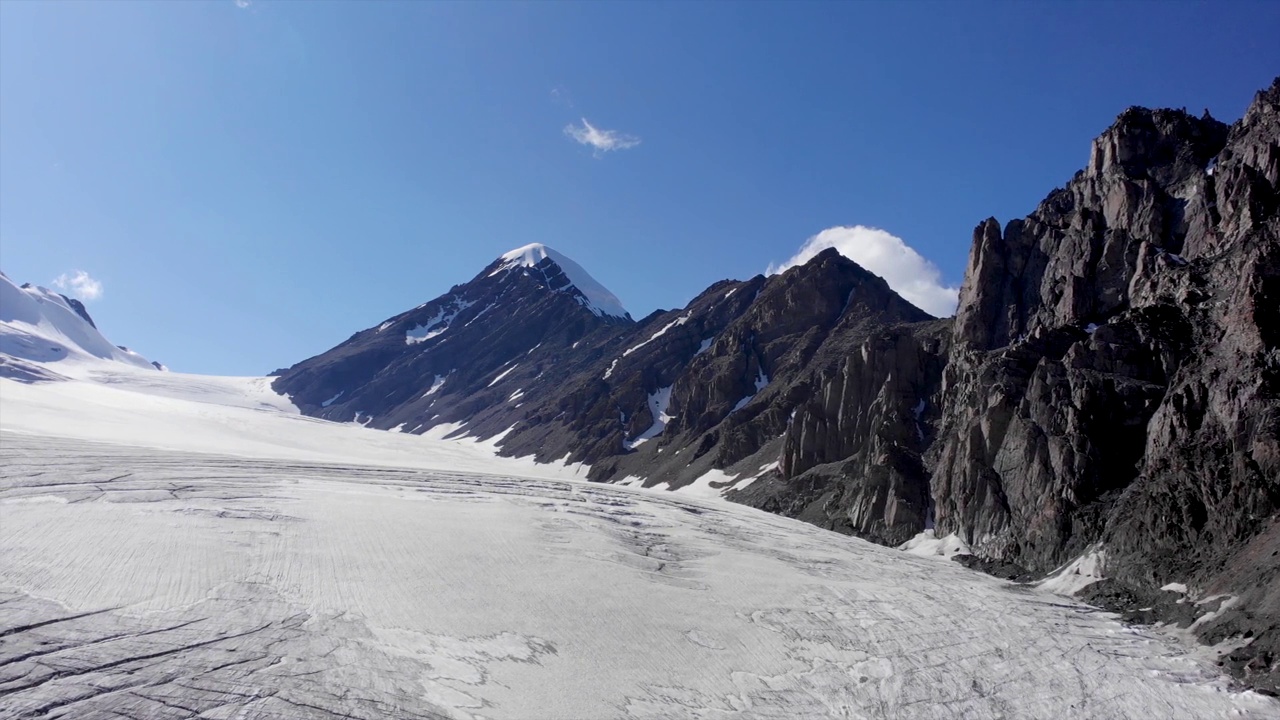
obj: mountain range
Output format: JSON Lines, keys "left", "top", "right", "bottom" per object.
{"left": 4, "top": 78, "right": 1276, "bottom": 695}
{"left": 272, "top": 78, "right": 1280, "bottom": 693}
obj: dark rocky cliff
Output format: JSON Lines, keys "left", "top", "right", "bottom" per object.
{"left": 929, "top": 80, "right": 1279, "bottom": 691}
{"left": 731, "top": 319, "right": 950, "bottom": 546}
{"left": 732, "top": 81, "right": 1278, "bottom": 690}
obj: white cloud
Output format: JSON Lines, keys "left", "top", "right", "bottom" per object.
{"left": 563, "top": 118, "right": 640, "bottom": 157}
{"left": 53, "top": 270, "right": 104, "bottom": 301}
{"left": 550, "top": 87, "right": 575, "bottom": 109}
{"left": 234, "top": 0, "right": 252, "bottom": 8}
{"left": 768, "top": 226, "right": 959, "bottom": 317}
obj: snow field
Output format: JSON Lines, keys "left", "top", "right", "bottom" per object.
{"left": 0, "top": 359, "right": 1275, "bottom": 718}
{"left": 1, "top": 431, "right": 1274, "bottom": 719}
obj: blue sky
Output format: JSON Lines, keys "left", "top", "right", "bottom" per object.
{"left": 2, "top": 1, "right": 1277, "bottom": 375}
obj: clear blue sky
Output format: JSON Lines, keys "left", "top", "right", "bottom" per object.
{"left": 2, "top": 1, "right": 1277, "bottom": 375}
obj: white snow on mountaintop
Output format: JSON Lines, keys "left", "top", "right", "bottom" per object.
{"left": 489, "top": 243, "right": 630, "bottom": 319}
{"left": 0, "top": 272, "right": 154, "bottom": 371}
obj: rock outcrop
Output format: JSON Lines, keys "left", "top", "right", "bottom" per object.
{"left": 929, "top": 79, "right": 1279, "bottom": 692}
{"left": 933, "top": 83, "right": 1275, "bottom": 565}
{"left": 731, "top": 320, "right": 949, "bottom": 545}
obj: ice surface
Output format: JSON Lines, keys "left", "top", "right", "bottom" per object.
{"left": 490, "top": 243, "right": 629, "bottom": 319}
{"left": 0, "top": 364, "right": 583, "bottom": 480}
{"left": 1, "top": 435, "right": 1271, "bottom": 718}
{"left": 0, "top": 361, "right": 1275, "bottom": 718}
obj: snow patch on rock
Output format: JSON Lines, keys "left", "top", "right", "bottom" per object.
{"left": 1037, "top": 547, "right": 1106, "bottom": 596}
{"left": 623, "top": 313, "right": 691, "bottom": 357}
{"left": 406, "top": 298, "right": 475, "bottom": 345}
{"left": 898, "top": 530, "right": 971, "bottom": 559}
{"left": 626, "top": 386, "right": 673, "bottom": 450}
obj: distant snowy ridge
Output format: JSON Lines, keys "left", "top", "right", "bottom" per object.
{"left": 0, "top": 272, "right": 154, "bottom": 371}
{"left": 489, "top": 243, "right": 630, "bottom": 319}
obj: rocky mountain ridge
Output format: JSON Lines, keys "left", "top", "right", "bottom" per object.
{"left": 274, "top": 79, "right": 1279, "bottom": 692}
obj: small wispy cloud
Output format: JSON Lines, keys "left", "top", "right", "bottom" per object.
{"left": 234, "top": 0, "right": 252, "bottom": 8}
{"left": 550, "top": 87, "right": 575, "bottom": 109}
{"left": 53, "top": 270, "right": 103, "bottom": 301}
{"left": 564, "top": 118, "right": 640, "bottom": 157}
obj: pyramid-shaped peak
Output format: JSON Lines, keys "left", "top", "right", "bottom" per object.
{"left": 490, "top": 243, "right": 630, "bottom": 320}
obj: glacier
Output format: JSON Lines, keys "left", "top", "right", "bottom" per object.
{"left": 0, "top": 359, "right": 1275, "bottom": 718}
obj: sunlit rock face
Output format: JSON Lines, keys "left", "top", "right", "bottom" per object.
{"left": 929, "top": 79, "right": 1280, "bottom": 692}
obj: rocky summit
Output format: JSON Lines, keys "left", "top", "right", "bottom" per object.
{"left": 274, "top": 78, "right": 1280, "bottom": 692}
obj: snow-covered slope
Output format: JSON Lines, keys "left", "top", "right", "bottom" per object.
{"left": 0, "top": 361, "right": 1275, "bottom": 718}
{"left": 0, "top": 363, "right": 588, "bottom": 479}
{"left": 489, "top": 242, "right": 630, "bottom": 319}
{"left": 0, "top": 272, "right": 154, "bottom": 371}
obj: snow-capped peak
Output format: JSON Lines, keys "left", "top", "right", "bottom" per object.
{"left": 490, "top": 243, "right": 630, "bottom": 319}
{"left": 0, "top": 272, "right": 155, "bottom": 370}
